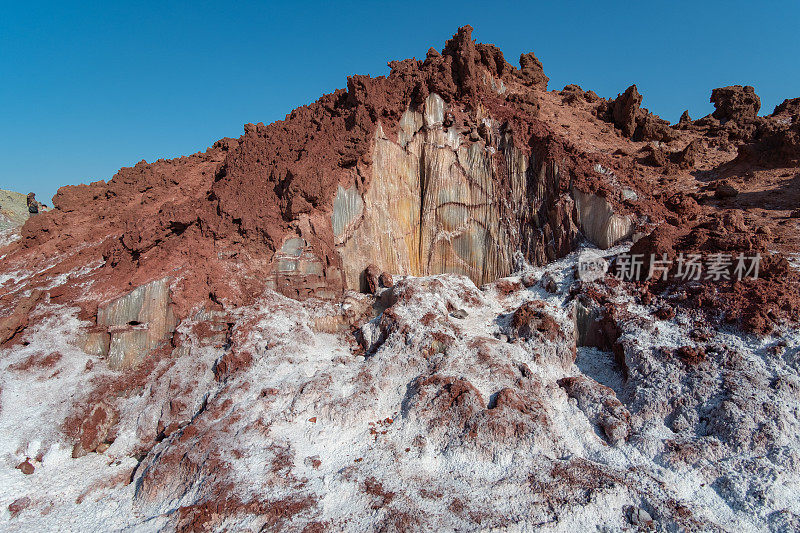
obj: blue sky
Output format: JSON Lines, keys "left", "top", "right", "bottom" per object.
{"left": 2, "top": 1, "right": 798, "bottom": 203}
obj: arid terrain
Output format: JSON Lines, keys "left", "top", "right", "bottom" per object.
{"left": 1, "top": 26, "right": 799, "bottom": 531}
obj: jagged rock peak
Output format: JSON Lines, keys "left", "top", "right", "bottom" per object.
{"left": 519, "top": 51, "right": 549, "bottom": 90}
{"left": 385, "top": 25, "right": 548, "bottom": 103}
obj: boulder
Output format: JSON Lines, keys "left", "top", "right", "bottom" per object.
{"left": 711, "top": 85, "right": 761, "bottom": 122}
{"left": 558, "top": 375, "right": 631, "bottom": 445}
{"left": 363, "top": 264, "right": 381, "bottom": 294}
{"left": 0, "top": 290, "right": 43, "bottom": 345}
{"left": 676, "top": 139, "right": 703, "bottom": 169}
{"left": 714, "top": 180, "right": 739, "bottom": 199}
{"left": 71, "top": 402, "right": 118, "bottom": 458}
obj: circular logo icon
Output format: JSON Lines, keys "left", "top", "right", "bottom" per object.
{"left": 577, "top": 250, "right": 609, "bottom": 282}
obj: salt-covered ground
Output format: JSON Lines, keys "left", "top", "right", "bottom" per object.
{"left": 0, "top": 230, "right": 20, "bottom": 254}
{"left": 1, "top": 248, "right": 799, "bottom": 531}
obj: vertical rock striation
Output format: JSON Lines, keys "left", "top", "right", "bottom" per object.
{"left": 89, "top": 277, "right": 177, "bottom": 369}
{"left": 331, "top": 92, "right": 579, "bottom": 288}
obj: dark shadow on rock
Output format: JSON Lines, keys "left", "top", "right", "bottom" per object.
{"left": 734, "top": 174, "right": 800, "bottom": 212}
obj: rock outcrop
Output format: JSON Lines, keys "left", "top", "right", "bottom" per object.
{"left": 710, "top": 85, "right": 761, "bottom": 121}
{"left": 0, "top": 189, "right": 36, "bottom": 231}
{"left": 518, "top": 52, "right": 549, "bottom": 90}
{"left": 83, "top": 277, "right": 177, "bottom": 369}
{"left": 333, "top": 92, "right": 578, "bottom": 288}
{"left": 1, "top": 26, "right": 649, "bottom": 327}
{"left": 597, "top": 84, "right": 674, "bottom": 142}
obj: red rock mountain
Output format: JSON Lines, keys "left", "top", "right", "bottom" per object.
{"left": 1, "top": 26, "right": 799, "bottom": 531}
{"left": 3, "top": 25, "right": 799, "bottom": 334}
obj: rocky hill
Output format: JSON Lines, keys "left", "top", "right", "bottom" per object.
{"left": 0, "top": 26, "right": 799, "bottom": 531}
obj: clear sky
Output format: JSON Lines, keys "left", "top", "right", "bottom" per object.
{"left": 2, "top": 1, "right": 798, "bottom": 203}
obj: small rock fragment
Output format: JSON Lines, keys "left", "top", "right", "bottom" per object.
{"left": 8, "top": 497, "right": 31, "bottom": 518}
{"left": 690, "top": 328, "right": 713, "bottom": 341}
{"left": 17, "top": 459, "right": 34, "bottom": 475}
{"left": 721, "top": 210, "right": 747, "bottom": 232}
{"left": 675, "top": 345, "right": 706, "bottom": 365}
{"left": 654, "top": 306, "right": 675, "bottom": 320}
{"left": 629, "top": 506, "right": 654, "bottom": 528}
{"left": 364, "top": 264, "right": 381, "bottom": 294}
{"left": 714, "top": 180, "right": 739, "bottom": 199}
{"left": 541, "top": 273, "right": 559, "bottom": 293}
{"left": 378, "top": 272, "right": 394, "bottom": 288}
{"left": 305, "top": 455, "right": 322, "bottom": 469}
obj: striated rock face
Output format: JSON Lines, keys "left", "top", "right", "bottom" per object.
{"left": 333, "top": 92, "right": 577, "bottom": 288}
{"left": 573, "top": 295, "right": 604, "bottom": 347}
{"left": 89, "top": 277, "right": 177, "bottom": 369}
{"left": 573, "top": 189, "right": 633, "bottom": 249}
{"left": 265, "top": 234, "right": 340, "bottom": 300}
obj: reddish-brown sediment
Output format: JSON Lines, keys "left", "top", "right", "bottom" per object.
{"left": 1, "top": 26, "right": 798, "bottom": 341}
